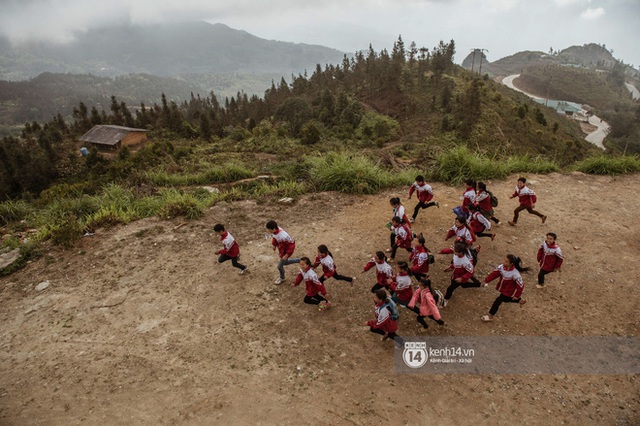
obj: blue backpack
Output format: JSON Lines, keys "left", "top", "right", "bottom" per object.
{"left": 382, "top": 299, "right": 400, "bottom": 320}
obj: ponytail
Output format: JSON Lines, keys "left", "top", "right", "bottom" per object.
{"left": 317, "top": 244, "right": 333, "bottom": 258}
{"left": 507, "top": 254, "right": 531, "bottom": 273}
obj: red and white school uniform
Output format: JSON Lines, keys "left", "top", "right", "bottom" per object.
{"left": 408, "top": 288, "right": 442, "bottom": 320}
{"left": 484, "top": 264, "right": 524, "bottom": 298}
{"left": 512, "top": 185, "right": 537, "bottom": 207}
{"left": 271, "top": 227, "right": 296, "bottom": 258}
{"left": 393, "top": 204, "right": 410, "bottom": 225}
{"left": 216, "top": 231, "right": 240, "bottom": 257}
{"left": 445, "top": 223, "right": 476, "bottom": 245}
{"left": 363, "top": 258, "right": 394, "bottom": 286}
{"left": 391, "top": 222, "right": 413, "bottom": 248}
{"left": 410, "top": 245, "right": 430, "bottom": 276}
{"left": 451, "top": 253, "right": 475, "bottom": 283}
{"left": 469, "top": 211, "right": 491, "bottom": 234}
{"left": 475, "top": 190, "right": 493, "bottom": 213}
{"left": 537, "top": 242, "right": 564, "bottom": 272}
{"left": 389, "top": 272, "right": 414, "bottom": 304}
{"left": 314, "top": 253, "right": 337, "bottom": 278}
{"left": 409, "top": 182, "right": 434, "bottom": 203}
{"left": 367, "top": 301, "right": 399, "bottom": 334}
{"left": 293, "top": 267, "right": 327, "bottom": 297}
{"left": 462, "top": 188, "right": 476, "bottom": 214}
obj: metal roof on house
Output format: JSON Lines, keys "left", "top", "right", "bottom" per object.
{"left": 79, "top": 125, "right": 147, "bottom": 146}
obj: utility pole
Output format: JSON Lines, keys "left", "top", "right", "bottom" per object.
{"left": 478, "top": 48, "right": 488, "bottom": 75}
{"left": 470, "top": 49, "right": 477, "bottom": 73}
{"left": 471, "top": 48, "right": 488, "bottom": 75}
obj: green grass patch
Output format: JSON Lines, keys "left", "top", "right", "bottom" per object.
{"left": 0, "top": 200, "right": 34, "bottom": 226}
{"left": 573, "top": 155, "right": 640, "bottom": 175}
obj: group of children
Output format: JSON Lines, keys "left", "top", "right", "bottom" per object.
{"left": 212, "top": 174, "right": 564, "bottom": 344}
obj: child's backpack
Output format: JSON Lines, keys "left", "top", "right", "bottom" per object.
{"left": 428, "top": 253, "right": 435, "bottom": 264}
{"left": 489, "top": 191, "right": 499, "bottom": 207}
{"left": 382, "top": 298, "right": 400, "bottom": 320}
{"left": 468, "top": 248, "right": 479, "bottom": 266}
{"left": 433, "top": 289, "right": 444, "bottom": 306}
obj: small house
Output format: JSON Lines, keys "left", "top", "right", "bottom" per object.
{"left": 80, "top": 125, "right": 148, "bottom": 150}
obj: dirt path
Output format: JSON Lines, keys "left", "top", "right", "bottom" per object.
{"left": 1, "top": 173, "right": 639, "bottom": 425}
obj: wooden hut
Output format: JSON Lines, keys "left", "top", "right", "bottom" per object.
{"left": 80, "top": 125, "right": 148, "bottom": 150}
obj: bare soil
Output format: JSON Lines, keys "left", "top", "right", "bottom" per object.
{"left": 1, "top": 172, "right": 638, "bottom": 425}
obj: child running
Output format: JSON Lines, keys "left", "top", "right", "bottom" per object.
{"left": 363, "top": 251, "right": 394, "bottom": 293}
{"left": 536, "top": 232, "right": 564, "bottom": 288}
{"left": 453, "top": 179, "right": 476, "bottom": 219}
{"left": 388, "top": 197, "right": 411, "bottom": 252}
{"left": 481, "top": 254, "right": 529, "bottom": 321}
{"left": 313, "top": 244, "right": 355, "bottom": 285}
{"left": 364, "top": 288, "right": 401, "bottom": 343}
{"left": 407, "top": 278, "right": 445, "bottom": 331}
{"left": 389, "top": 261, "right": 414, "bottom": 306}
{"left": 266, "top": 220, "right": 300, "bottom": 285}
{"left": 409, "top": 234, "right": 432, "bottom": 281}
{"left": 508, "top": 177, "right": 547, "bottom": 226}
{"left": 442, "top": 241, "right": 482, "bottom": 306}
{"left": 468, "top": 204, "right": 496, "bottom": 241}
{"left": 213, "top": 224, "right": 248, "bottom": 274}
{"left": 389, "top": 216, "right": 413, "bottom": 262}
{"left": 442, "top": 216, "right": 476, "bottom": 249}
{"left": 408, "top": 175, "right": 439, "bottom": 223}
{"left": 475, "top": 181, "right": 500, "bottom": 224}
{"left": 292, "top": 257, "right": 332, "bottom": 311}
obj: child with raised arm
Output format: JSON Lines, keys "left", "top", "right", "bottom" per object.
{"left": 314, "top": 244, "right": 355, "bottom": 285}
{"left": 388, "top": 197, "right": 410, "bottom": 252}
{"left": 363, "top": 251, "right": 394, "bottom": 293}
{"left": 213, "top": 224, "right": 249, "bottom": 274}
{"left": 453, "top": 179, "right": 476, "bottom": 219}
{"left": 441, "top": 241, "right": 482, "bottom": 306}
{"left": 441, "top": 216, "right": 476, "bottom": 253}
{"left": 292, "top": 257, "right": 331, "bottom": 311}
{"left": 481, "top": 254, "right": 529, "bottom": 321}
{"left": 536, "top": 232, "right": 564, "bottom": 288}
{"left": 468, "top": 204, "right": 496, "bottom": 241}
{"left": 408, "top": 175, "right": 439, "bottom": 223}
{"left": 508, "top": 177, "right": 547, "bottom": 226}
{"left": 266, "top": 220, "right": 300, "bottom": 285}
{"left": 408, "top": 278, "right": 445, "bottom": 331}
{"left": 476, "top": 181, "right": 500, "bottom": 224}
{"left": 364, "top": 288, "right": 400, "bottom": 343}
{"left": 389, "top": 216, "right": 413, "bottom": 262}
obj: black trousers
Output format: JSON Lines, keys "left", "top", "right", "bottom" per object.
{"left": 489, "top": 294, "right": 521, "bottom": 316}
{"left": 304, "top": 294, "right": 327, "bottom": 305}
{"left": 410, "top": 307, "right": 445, "bottom": 328}
{"left": 320, "top": 273, "right": 353, "bottom": 283}
{"left": 412, "top": 201, "right": 437, "bottom": 219}
{"left": 218, "top": 254, "right": 246, "bottom": 270}
{"left": 390, "top": 245, "right": 412, "bottom": 259}
{"left": 444, "top": 277, "right": 481, "bottom": 300}
{"left": 538, "top": 269, "right": 551, "bottom": 285}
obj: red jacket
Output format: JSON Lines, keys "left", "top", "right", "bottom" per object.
{"left": 484, "top": 264, "right": 524, "bottom": 298}
{"left": 409, "top": 182, "right": 434, "bottom": 203}
{"left": 462, "top": 188, "right": 476, "bottom": 213}
{"left": 450, "top": 253, "right": 474, "bottom": 282}
{"left": 445, "top": 224, "right": 475, "bottom": 245}
{"left": 537, "top": 242, "right": 564, "bottom": 272}
{"left": 367, "top": 301, "right": 399, "bottom": 334}
{"left": 314, "top": 253, "right": 337, "bottom": 277}
{"left": 408, "top": 288, "right": 441, "bottom": 320}
{"left": 410, "top": 245, "right": 430, "bottom": 275}
{"left": 389, "top": 272, "right": 414, "bottom": 303}
{"left": 392, "top": 222, "right": 413, "bottom": 248}
{"left": 271, "top": 227, "right": 296, "bottom": 258}
{"left": 293, "top": 268, "right": 327, "bottom": 297}
{"left": 475, "top": 190, "right": 493, "bottom": 213}
{"left": 217, "top": 231, "right": 240, "bottom": 258}
{"left": 363, "top": 258, "right": 394, "bottom": 286}
{"left": 468, "top": 211, "right": 491, "bottom": 234}
{"left": 512, "top": 185, "right": 537, "bottom": 208}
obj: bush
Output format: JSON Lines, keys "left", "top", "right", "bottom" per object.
{"left": 0, "top": 200, "right": 33, "bottom": 226}
{"left": 157, "top": 190, "right": 204, "bottom": 220}
{"left": 573, "top": 155, "right": 640, "bottom": 175}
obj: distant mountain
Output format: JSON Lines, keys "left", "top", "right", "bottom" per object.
{"left": 0, "top": 21, "right": 346, "bottom": 80}
{"left": 461, "top": 43, "right": 639, "bottom": 79}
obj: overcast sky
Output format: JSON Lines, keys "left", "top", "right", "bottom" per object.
{"left": 1, "top": 0, "right": 639, "bottom": 68}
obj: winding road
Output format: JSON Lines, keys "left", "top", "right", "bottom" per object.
{"left": 502, "top": 74, "right": 608, "bottom": 149}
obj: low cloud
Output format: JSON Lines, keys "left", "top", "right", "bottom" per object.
{"left": 581, "top": 7, "right": 605, "bottom": 19}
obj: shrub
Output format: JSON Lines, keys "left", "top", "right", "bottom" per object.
{"left": 0, "top": 200, "right": 33, "bottom": 226}
{"left": 573, "top": 155, "right": 640, "bottom": 175}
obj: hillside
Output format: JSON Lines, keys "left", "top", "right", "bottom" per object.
{"left": 0, "top": 21, "right": 346, "bottom": 80}
{"left": 0, "top": 172, "right": 638, "bottom": 424}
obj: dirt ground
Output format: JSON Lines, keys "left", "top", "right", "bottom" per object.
{"left": 1, "top": 172, "right": 638, "bottom": 425}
